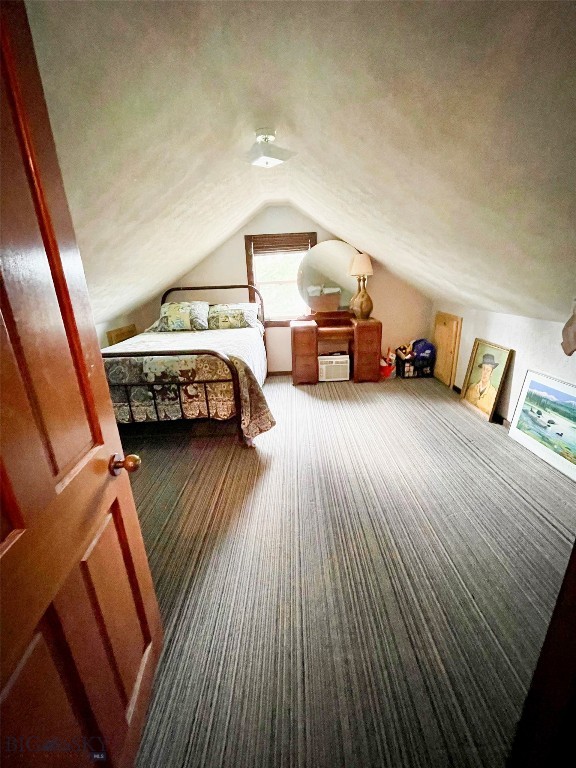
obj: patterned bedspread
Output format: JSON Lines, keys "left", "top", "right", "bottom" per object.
{"left": 101, "top": 329, "right": 275, "bottom": 439}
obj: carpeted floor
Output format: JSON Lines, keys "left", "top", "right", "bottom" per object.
{"left": 123, "top": 376, "right": 576, "bottom": 768}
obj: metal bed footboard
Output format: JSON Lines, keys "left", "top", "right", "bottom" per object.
{"left": 102, "top": 348, "right": 245, "bottom": 445}
{"left": 103, "top": 285, "right": 266, "bottom": 445}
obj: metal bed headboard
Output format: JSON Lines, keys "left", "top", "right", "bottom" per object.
{"left": 161, "top": 284, "right": 265, "bottom": 324}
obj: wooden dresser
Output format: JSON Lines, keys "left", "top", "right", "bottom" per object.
{"left": 290, "top": 312, "right": 382, "bottom": 385}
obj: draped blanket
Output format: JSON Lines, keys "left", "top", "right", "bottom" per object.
{"left": 102, "top": 329, "right": 275, "bottom": 440}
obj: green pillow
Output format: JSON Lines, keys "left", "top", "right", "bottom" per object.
{"left": 155, "top": 301, "right": 209, "bottom": 332}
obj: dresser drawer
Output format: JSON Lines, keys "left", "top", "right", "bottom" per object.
{"left": 291, "top": 323, "right": 318, "bottom": 354}
{"left": 292, "top": 355, "right": 318, "bottom": 384}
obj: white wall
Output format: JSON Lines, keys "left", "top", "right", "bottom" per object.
{"left": 97, "top": 297, "right": 158, "bottom": 348}
{"left": 180, "top": 204, "right": 433, "bottom": 371}
{"left": 434, "top": 301, "right": 576, "bottom": 422}
{"left": 177, "top": 204, "right": 335, "bottom": 301}
{"left": 95, "top": 205, "right": 329, "bottom": 348}
{"left": 371, "top": 261, "right": 433, "bottom": 356}
{"left": 174, "top": 205, "right": 333, "bottom": 371}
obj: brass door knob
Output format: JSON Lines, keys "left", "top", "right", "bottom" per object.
{"left": 109, "top": 453, "right": 142, "bottom": 476}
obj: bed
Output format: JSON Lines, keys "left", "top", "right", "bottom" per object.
{"left": 101, "top": 285, "right": 276, "bottom": 445}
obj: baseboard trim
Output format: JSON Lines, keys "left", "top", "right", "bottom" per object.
{"left": 267, "top": 371, "right": 291, "bottom": 377}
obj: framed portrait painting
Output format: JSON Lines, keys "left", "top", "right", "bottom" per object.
{"left": 460, "top": 339, "right": 513, "bottom": 421}
{"left": 509, "top": 371, "right": 576, "bottom": 482}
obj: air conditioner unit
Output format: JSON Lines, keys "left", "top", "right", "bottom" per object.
{"left": 318, "top": 354, "right": 350, "bottom": 382}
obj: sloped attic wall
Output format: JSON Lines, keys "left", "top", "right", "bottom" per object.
{"left": 27, "top": 1, "right": 575, "bottom": 327}
{"left": 96, "top": 205, "right": 432, "bottom": 368}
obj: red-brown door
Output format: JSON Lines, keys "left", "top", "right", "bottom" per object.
{"left": 1, "top": 4, "right": 162, "bottom": 766}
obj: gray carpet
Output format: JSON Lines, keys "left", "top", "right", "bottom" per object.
{"left": 123, "top": 376, "right": 576, "bottom": 768}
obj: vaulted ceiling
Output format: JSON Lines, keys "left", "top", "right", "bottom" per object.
{"left": 27, "top": 1, "right": 575, "bottom": 324}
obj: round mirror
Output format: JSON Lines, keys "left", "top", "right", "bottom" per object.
{"left": 297, "top": 240, "right": 359, "bottom": 313}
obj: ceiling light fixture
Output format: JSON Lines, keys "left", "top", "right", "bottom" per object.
{"left": 247, "top": 128, "right": 295, "bottom": 168}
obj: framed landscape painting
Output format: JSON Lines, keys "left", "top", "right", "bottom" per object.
{"left": 509, "top": 371, "right": 576, "bottom": 482}
{"left": 460, "top": 339, "right": 513, "bottom": 421}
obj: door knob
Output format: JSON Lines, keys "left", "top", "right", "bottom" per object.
{"left": 109, "top": 453, "right": 141, "bottom": 476}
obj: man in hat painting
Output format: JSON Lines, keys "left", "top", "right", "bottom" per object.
{"left": 465, "top": 353, "right": 499, "bottom": 416}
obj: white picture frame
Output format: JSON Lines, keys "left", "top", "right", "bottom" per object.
{"left": 509, "top": 370, "right": 576, "bottom": 482}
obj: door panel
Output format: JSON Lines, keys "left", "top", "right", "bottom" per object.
{"left": 0, "top": 4, "right": 162, "bottom": 766}
{"left": 1, "top": 82, "right": 94, "bottom": 474}
{"left": 53, "top": 564, "right": 129, "bottom": 764}
{"left": 1, "top": 472, "right": 18, "bottom": 544}
{"left": 433, "top": 311, "right": 462, "bottom": 388}
{"left": 0, "top": 630, "right": 96, "bottom": 767}
{"left": 0, "top": 314, "right": 56, "bottom": 519}
{"left": 82, "top": 511, "right": 149, "bottom": 703}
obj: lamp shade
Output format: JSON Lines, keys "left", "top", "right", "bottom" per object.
{"left": 349, "top": 252, "right": 373, "bottom": 277}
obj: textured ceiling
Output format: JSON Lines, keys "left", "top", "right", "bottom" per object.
{"left": 27, "top": 1, "right": 576, "bottom": 324}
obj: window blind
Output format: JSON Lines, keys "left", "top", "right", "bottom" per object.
{"left": 249, "top": 232, "right": 317, "bottom": 254}
{"left": 245, "top": 232, "right": 318, "bottom": 307}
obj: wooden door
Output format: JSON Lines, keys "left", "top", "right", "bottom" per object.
{"left": 0, "top": 5, "right": 162, "bottom": 766}
{"left": 433, "top": 311, "right": 462, "bottom": 388}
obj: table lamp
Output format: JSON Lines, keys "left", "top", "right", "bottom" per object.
{"left": 349, "top": 252, "right": 373, "bottom": 319}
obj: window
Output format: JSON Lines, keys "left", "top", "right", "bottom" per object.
{"left": 245, "top": 232, "right": 317, "bottom": 322}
